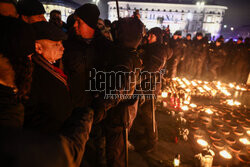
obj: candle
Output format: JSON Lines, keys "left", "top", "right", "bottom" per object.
{"left": 219, "top": 150, "right": 232, "bottom": 159}
{"left": 197, "top": 139, "right": 208, "bottom": 147}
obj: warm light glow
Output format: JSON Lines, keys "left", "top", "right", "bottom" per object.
{"left": 191, "top": 81, "right": 198, "bottom": 86}
{"left": 190, "top": 103, "right": 197, "bottom": 108}
{"left": 180, "top": 84, "right": 186, "bottom": 88}
{"left": 204, "top": 81, "right": 208, "bottom": 84}
{"left": 181, "top": 105, "right": 189, "bottom": 111}
{"left": 219, "top": 150, "right": 232, "bottom": 159}
{"left": 241, "top": 88, "right": 247, "bottom": 91}
{"left": 229, "top": 83, "right": 234, "bottom": 88}
{"left": 221, "top": 89, "right": 231, "bottom": 96}
{"left": 234, "top": 101, "right": 241, "bottom": 106}
{"left": 174, "top": 159, "right": 180, "bottom": 166}
{"left": 197, "top": 80, "right": 202, "bottom": 84}
{"left": 239, "top": 138, "right": 250, "bottom": 145}
{"left": 203, "top": 85, "right": 211, "bottom": 91}
{"left": 226, "top": 99, "right": 234, "bottom": 106}
{"left": 161, "top": 92, "right": 168, "bottom": 98}
{"left": 172, "top": 78, "right": 177, "bottom": 81}
{"left": 236, "top": 85, "right": 241, "bottom": 90}
{"left": 247, "top": 131, "right": 250, "bottom": 135}
{"left": 197, "top": 139, "right": 208, "bottom": 147}
{"left": 184, "top": 100, "right": 190, "bottom": 105}
{"left": 226, "top": 99, "right": 241, "bottom": 106}
{"left": 185, "top": 89, "right": 191, "bottom": 92}
{"left": 198, "top": 87, "right": 205, "bottom": 93}
{"left": 205, "top": 108, "right": 213, "bottom": 114}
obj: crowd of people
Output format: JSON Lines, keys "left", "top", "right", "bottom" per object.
{"left": 0, "top": 0, "right": 249, "bottom": 167}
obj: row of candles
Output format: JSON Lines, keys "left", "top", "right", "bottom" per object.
{"left": 163, "top": 77, "right": 248, "bottom": 100}
{"left": 158, "top": 78, "right": 249, "bottom": 166}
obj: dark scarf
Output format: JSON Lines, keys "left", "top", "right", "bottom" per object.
{"left": 32, "top": 55, "right": 68, "bottom": 89}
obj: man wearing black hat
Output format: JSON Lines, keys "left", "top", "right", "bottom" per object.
{"left": 17, "top": 0, "right": 46, "bottom": 24}
{"left": 63, "top": 3, "right": 101, "bottom": 109}
{"left": 166, "top": 31, "right": 184, "bottom": 78}
{"left": 191, "top": 32, "right": 208, "bottom": 79}
{"left": 24, "top": 21, "right": 73, "bottom": 135}
{"left": 207, "top": 38, "right": 227, "bottom": 80}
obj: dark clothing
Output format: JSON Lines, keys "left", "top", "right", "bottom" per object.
{"left": 0, "top": 107, "right": 94, "bottom": 167}
{"left": 191, "top": 39, "right": 208, "bottom": 79}
{"left": 63, "top": 36, "right": 96, "bottom": 108}
{"left": 0, "top": 84, "right": 24, "bottom": 128}
{"left": 178, "top": 39, "right": 193, "bottom": 78}
{"left": 208, "top": 44, "right": 227, "bottom": 80}
{"left": 104, "top": 47, "right": 143, "bottom": 167}
{"left": 167, "top": 38, "right": 184, "bottom": 78}
{"left": 24, "top": 55, "right": 72, "bottom": 134}
{"left": 231, "top": 43, "right": 249, "bottom": 83}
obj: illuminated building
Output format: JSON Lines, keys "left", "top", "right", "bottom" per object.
{"left": 108, "top": 0, "right": 227, "bottom": 37}
{"left": 40, "top": 0, "right": 80, "bottom": 22}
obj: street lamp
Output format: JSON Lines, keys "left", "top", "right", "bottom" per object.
{"left": 230, "top": 27, "right": 234, "bottom": 31}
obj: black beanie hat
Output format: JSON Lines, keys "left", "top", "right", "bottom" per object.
{"left": 148, "top": 27, "right": 163, "bottom": 43}
{"left": 32, "top": 21, "right": 67, "bottom": 41}
{"left": 17, "top": 0, "right": 45, "bottom": 16}
{"left": 75, "top": 3, "right": 100, "bottom": 29}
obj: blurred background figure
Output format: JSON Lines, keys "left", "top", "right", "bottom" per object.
{"left": 49, "top": 9, "right": 67, "bottom": 32}
{"left": 0, "top": 0, "right": 18, "bottom": 18}
{"left": 17, "top": 0, "right": 46, "bottom": 24}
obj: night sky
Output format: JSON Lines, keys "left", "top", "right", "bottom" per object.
{"left": 73, "top": 0, "right": 250, "bottom": 28}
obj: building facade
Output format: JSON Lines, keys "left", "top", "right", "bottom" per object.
{"left": 108, "top": 1, "right": 227, "bottom": 37}
{"left": 40, "top": 0, "right": 79, "bottom": 22}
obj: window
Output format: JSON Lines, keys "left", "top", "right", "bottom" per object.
{"left": 169, "top": 9, "right": 172, "bottom": 12}
{"left": 163, "top": 9, "right": 166, "bottom": 12}
{"left": 146, "top": 8, "right": 148, "bottom": 11}
{"left": 158, "top": 9, "right": 160, "bottom": 11}
{"left": 140, "top": 8, "right": 142, "bottom": 10}
{"left": 175, "top": 10, "right": 178, "bottom": 12}
{"left": 182, "top": 10, "right": 184, "bottom": 13}
{"left": 152, "top": 9, "right": 154, "bottom": 11}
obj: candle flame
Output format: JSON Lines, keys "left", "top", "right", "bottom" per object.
{"left": 174, "top": 159, "right": 180, "bottom": 166}
{"left": 219, "top": 150, "right": 232, "bottom": 159}
{"left": 161, "top": 92, "right": 168, "bottom": 98}
{"left": 239, "top": 138, "right": 250, "bottom": 145}
{"left": 229, "top": 83, "right": 234, "bottom": 88}
{"left": 205, "top": 108, "right": 213, "bottom": 114}
{"left": 247, "top": 131, "right": 250, "bottom": 135}
{"left": 181, "top": 105, "right": 189, "bottom": 111}
{"left": 191, "top": 81, "right": 198, "bottom": 86}
{"left": 190, "top": 103, "right": 197, "bottom": 108}
{"left": 197, "top": 139, "right": 208, "bottom": 147}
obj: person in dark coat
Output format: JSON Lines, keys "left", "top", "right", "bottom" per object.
{"left": 0, "top": 16, "right": 35, "bottom": 128}
{"left": 17, "top": 0, "right": 46, "bottom": 24}
{"left": 231, "top": 37, "right": 249, "bottom": 83}
{"left": 207, "top": 38, "right": 227, "bottom": 80}
{"left": 0, "top": 16, "right": 94, "bottom": 167}
{"left": 191, "top": 32, "right": 208, "bottom": 79}
{"left": 103, "top": 17, "right": 145, "bottom": 167}
{"left": 136, "top": 27, "right": 167, "bottom": 152}
{"left": 166, "top": 31, "right": 184, "bottom": 78}
{"left": 24, "top": 21, "right": 73, "bottom": 134}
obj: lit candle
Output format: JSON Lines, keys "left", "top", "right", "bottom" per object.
{"left": 239, "top": 138, "right": 250, "bottom": 145}
{"left": 197, "top": 139, "right": 208, "bottom": 147}
{"left": 205, "top": 109, "right": 213, "bottom": 114}
{"left": 161, "top": 92, "right": 168, "bottom": 98}
{"left": 219, "top": 150, "right": 232, "bottom": 159}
